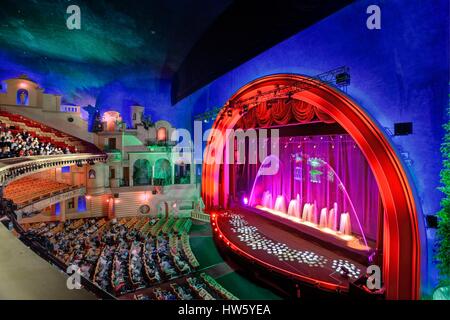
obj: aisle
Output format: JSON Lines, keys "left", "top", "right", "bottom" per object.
{"left": 0, "top": 224, "right": 95, "bottom": 299}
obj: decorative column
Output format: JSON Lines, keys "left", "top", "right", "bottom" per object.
{"left": 171, "top": 161, "right": 175, "bottom": 185}
{"left": 59, "top": 200, "right": 67, "bottom": 222}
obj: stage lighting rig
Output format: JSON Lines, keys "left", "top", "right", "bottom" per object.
{"left": 230, "top": 66, "right": 350, "bottom": 109}
{"left": 196, "top": 67, "right": 350, "bottom": 124}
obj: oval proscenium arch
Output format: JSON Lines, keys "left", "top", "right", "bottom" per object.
{"left": 201, "top": 74, "right": 421, "bottom": 300}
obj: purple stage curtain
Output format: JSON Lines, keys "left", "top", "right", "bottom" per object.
{"left": 237, "top": 134, "right": 380, "bottom": 241}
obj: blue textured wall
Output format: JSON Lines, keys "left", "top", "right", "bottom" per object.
{"left": 175, "top": 0, "right": 449, "bottom": 296}
{"left": 95, "top": 76, "right": 190, "bottom": 129}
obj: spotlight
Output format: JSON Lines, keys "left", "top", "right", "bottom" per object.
{"left": 242, "top": 196, "right": 249, "bottom": 205}
{"left": 335, "top": 72, "right": 350, "bottom": 86}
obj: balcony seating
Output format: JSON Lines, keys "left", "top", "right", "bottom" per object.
{"left": 4, "top": 177, "right": 73, "bottom": 206}
{"left": 0, "top": 110, "right": 99, "bottom": 153}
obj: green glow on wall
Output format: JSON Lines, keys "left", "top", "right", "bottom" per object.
{"left": 123, "top": 134, "right": 143, "bottom": 147}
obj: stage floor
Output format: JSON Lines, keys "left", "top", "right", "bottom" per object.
{"left": 214, "top": 208, "right": 367, "bottom": 292}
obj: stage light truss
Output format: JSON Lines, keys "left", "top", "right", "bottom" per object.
{"left": 194, "top": 66, "right": 350, "bottom": 123}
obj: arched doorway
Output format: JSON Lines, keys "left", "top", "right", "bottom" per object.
{"left": 174, "top": 160, "right": 191, "bottom": 184}
{"left": 154, "top": 158, "right": 172, "bottom": 185}
{"left": 133, "top": 159, "right": 151, "bottom": 186}
{"left": 201, "top": 74, "right": 421, "bottom": 300}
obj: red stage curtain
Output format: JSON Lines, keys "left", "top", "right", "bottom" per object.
{"left": 315, "top": 107, "right": 336, "bottom": 124}
{"left": 235, "top": 118, "right": 244, "bottom": 129}
{"left": 291, "top": 100, "right": 316, "bottom": 123}
{"left": 255, "top": 101, "right": 273, "bottom": 127}
{"left": 236, "top": 98, "right": 336, "bottom": 129}
{"left": 271, "top": 99, "right": 292, "bottom": 125}
{"left": 243, "top": 107, "right": 257, "bottom": 129}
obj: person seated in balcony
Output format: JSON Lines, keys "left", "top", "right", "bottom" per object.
{"left": 0, "top": 127, "right": 71, "bottom": 158}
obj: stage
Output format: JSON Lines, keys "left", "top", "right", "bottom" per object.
{"left": 211, "top": 208, "right": 367, "bottom": 293}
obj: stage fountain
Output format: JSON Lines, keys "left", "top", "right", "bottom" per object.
{"left": 247, "top": 152, "right": 370, "bottom": 252}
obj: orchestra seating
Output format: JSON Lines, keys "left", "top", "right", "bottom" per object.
{"left": 181, "top": 233, "right": 200, "bottom": 268}
{"left": 134, "top": 273, "right": 239, "bottom": 301}
{"left": 22, "top": 217, "right": 204, "bottom": 297}
{"left": 200, "top": 273, "right": 238, "bottom": 300}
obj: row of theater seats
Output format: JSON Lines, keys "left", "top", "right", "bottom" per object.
{"left": 136, "top": 272, "right": 238, "bottom": 301}
{"left": 0, "top": 110, "right": 98, "bottom": 153}
{"left": 181, "top": 233, "right": 200, "bottom": 268}
{"left": 4, "top": 177, "right": 73, "bottom": 206}
{"left": 0, "top": 125, "right": 70, "bottom": 158}
{"left": 199, "top": 273, "right": 238, "bottom": 300}
{"left": 22, "top": 217, "right": 200, "bottom": 297}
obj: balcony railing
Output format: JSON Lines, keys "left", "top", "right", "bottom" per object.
{"left": 0, "top": 153, "right": 107, "bottom": 186}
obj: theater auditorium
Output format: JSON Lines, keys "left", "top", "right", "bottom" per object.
{"left": 0, "top": 0, "right": 448, "bottom": 301}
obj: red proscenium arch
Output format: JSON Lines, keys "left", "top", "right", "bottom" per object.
{"left": 201, "top": 74, "right": 420, "bottom": 300}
